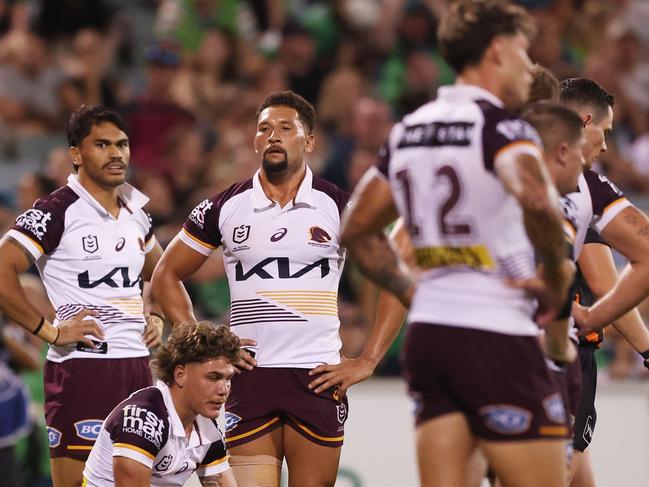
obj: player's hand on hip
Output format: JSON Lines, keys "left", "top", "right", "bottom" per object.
{"left": 233, "top": 338, "right": 257, "bottom": 373}
{"left": 143, "top": 314, "right": 163, "bottom": 348}
{"left": 308, "top": 356, "right": 375, "bottom": 398}
{"left": 56, "top": 309, "right": 104, "bottom": 347}
{"left": 571, "top": 302, "right": 594, "bottom": 333}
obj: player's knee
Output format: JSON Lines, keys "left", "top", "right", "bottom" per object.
{"left": 229, "top": 455, "right": 282, "bottom": 487}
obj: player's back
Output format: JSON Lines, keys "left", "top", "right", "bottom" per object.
{"left": 382, "top": 85, "right": 541, "bottom": 336}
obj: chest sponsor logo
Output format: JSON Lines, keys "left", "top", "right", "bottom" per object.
{"left": 155, "top": 454, "right": 173, "bottom": 472}
{"left": 224, "top": 412, "right": 242, "bottom": 432}
{"left": 47, "top": 426, "right": 62, "bottom": 448}
{"left": 74, "top": 419, "right": 103, "bottom": 440}
{"left": 16, "top": 208, "right": 52, "bottom": 240}
{"left": 233, "top": 225, "right": 251, "bottom": 244}
{"left": 122, "top": 404, "right": 165, "bottom": 449}
{"left": 271, "top": 228, "right": 288, "bottom": 242}
{"left": 78, "top": 267, "right": 142, "bottom": 288}
{"left": 308, "top": 226, "right": 331, "bottom": 248}
{"left": 480, "top": 405, "right": 532, "bottom": 435}
{"left": 397, "top": 121, "right": 474, "bottom": 148}
{"left": 82, "top": 235, "right": 99, "bottom": 253}
{"left": 116, "top": 237, "right": 126, "bottom": 252}
{"left": 189, "top": 199, "right": 213, "bottom": 229}
{"left": 235, "top": 257, "right": 330, "bottom": 281}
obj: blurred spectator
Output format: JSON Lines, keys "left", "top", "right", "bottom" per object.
{"left": 33, "top": 0, "right": 113, "bottom": 40}
{"left": 0, "top": 31, "right": 65, "bottom": 134}
{"left": 122, "top": 41, "right": 195, "bottom": 175}
{"left": 60, "top": 29, "right": 122, "bottom": 111}
{"left": 44, "top": 147, "right": 73, "bottom": 188}
{"left": 16, "top": 173, "right": 56, "bottom": 213}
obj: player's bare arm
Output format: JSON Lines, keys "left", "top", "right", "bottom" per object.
{"left": 113, "top": 456, "right": 151, "bottom": 487}
{"left": 340, "top": 167, "right": 415, "bottom": 307}
{"left": 0, "top": 236, "right": 103, "bottom": 346}
{"left": 141, "top": 239, "right": 164, "bottom": 348}
{"left": 150, "top": 237, "right": 207, "bottom": 325}
{"left": 200, "top": 469, "right": 238, "bottom": 487}
{"left": 574, "top": 206, "right": 649, "bottom": 330}
{"left": 151, "top": 238, "right": 257, "bottom": 370}
{"left": 310, "top": 219, "right": 412, "bottom": 395}
{"left": 496, "top": 149, "right": 574, "bottom": 320}
{"left": 575, "top": 241, "right": 649, "bottom": 358}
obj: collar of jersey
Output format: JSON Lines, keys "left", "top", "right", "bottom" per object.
{"left": 437, "top": 84, "right": 504, "bottom": 108}
{"left": 251, "top": 165, "right": 316, "bottom": 211}
{"left": 66, "top": 174, "right": 150, "bottom": 217}
{"left": 155, "top": 380, "right": 221, "bottom": 446}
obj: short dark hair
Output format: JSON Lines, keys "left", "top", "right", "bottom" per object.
{"left": 559, "top": 78, "right": 614, "bottom": 121}
{"left": 151, "top": 322, "right": 241, "bottom": 386}
{"left": 528, "top": 64, "right": 560, "bottom": 104}
{"left": 256, "top": 90, "right": 316, "bottom": 134}
{"left": 522, "top": 101, "right": 584, "bottom": 152}
{"left": 438, "top": 0, "right": 536, "bottom": 73}
{"left": 67, "top": 106, "right": 129, "bottom": 171}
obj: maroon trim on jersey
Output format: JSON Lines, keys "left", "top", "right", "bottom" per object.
{"left": 582, "top": 169, "right": 625, "bottom": 217}
{"left": 476, "top": 99, "right": 541, "bottom": 173}
{"left": 199, "top": 424, "right": 227, "bottom": 466}
{"left": 105, "top": 386, "right": 170, "bottom": 458}
{"left": 12, "top": 186, "right": 79, "bottom": 254}
{"left": 143, "top": 209, "right": 154, "bottom": 242}
{"left": 183, "top": 179, "right": 253, "bottom": 249}
{"left": 312, "top": 177, "right": 350, "bottom": 216}
{"left": 375, "top": 142, "right": 390, "bottom": 178}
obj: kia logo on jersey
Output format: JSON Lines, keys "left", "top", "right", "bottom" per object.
{"left": 82, "top": 235, "right": 99, "bottom": 253}
{"left": 270, "top": 228, "right": 288, "bottom": 242}
{"left": 233, "top": 225, "right": 251, "bottom": 244}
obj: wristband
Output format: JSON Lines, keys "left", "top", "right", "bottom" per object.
{"left": 32, "top": 317, "right": 45, "bottom": 336}
{"left": 34, "top": 318, "right": 58, "bottom": 344}
{"left": 640, "top": 349, "right": 649, "bottom": 360}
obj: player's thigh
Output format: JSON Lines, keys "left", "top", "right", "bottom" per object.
{"left": 229, "top": 427, "right": 283, "bottom": 487}
{"left": 51, "top": 457, "right": 85, "bottom": 487}
{"left": 283, "top": 424, "right": 341, "bottom": 487}
{"left": 416, "top": 411, "right": 478, "bottom": 487}
{"left": 569, "top": 449, "right": 595, "bottom": 487}
{"left": 480, "top": 439, "right": 568, "bottom": 487}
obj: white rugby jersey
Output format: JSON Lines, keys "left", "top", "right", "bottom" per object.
{"left": 83, "top": 381, "right": 229, "bottom": 486}
{"left": 179, "top": 166, "right": 349, "bottom": 368}
{"left": 378, "top": 84, "right": 544, "bottom": 336}
{"left": 561, "top": 169, "right": 630, "bottom": 260}
{"left": 6, "top": 174, "right": 156, "bottom": 362}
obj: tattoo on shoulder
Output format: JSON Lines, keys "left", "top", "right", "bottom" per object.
{"left": 638, "top": 224, "right": 649, "bottom": 237}
{"left": 7, "top": 236, "right": 35, "bottom": 265}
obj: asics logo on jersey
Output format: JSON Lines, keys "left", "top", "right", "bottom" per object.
{"left": 77, "top": 267, "right": 142, "bottom": 288}
{"left": 116, "top": 237, "right": 126, "bottom": 251}
{"left": 122, "top": 404, "right": 165, "bottom": 448}
{"left": 235, "top": 257, "right": 330, "bottom": 281}
{"left": 189, "top": 199, "right": 213, "bottom": 229}
{"left": 270, "top": 228, "right": 288, "bottom": 242}
{"left": 16, "top": 209, "right": 52, "bottom": 239}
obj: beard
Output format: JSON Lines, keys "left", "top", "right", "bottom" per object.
{"left": 262, "top": 148, "right": 289, "bottom": 173}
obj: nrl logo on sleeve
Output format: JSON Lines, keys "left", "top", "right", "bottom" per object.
{"left": 16, "top": 209, "right": 52, "bottom": 239}
{"left": 189, "top": 199, "right": 213, "bottom": 229}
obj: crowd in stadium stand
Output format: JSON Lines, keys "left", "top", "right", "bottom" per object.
{"left": 1, "top": 0, "right": 649, "bottom": 483}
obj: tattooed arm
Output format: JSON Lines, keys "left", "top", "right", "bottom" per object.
{"left": 341, "top": 167, "right": 415, "bottom": 307}
{"left": 574, "top": 206, "right": 649, "bottom": 331}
